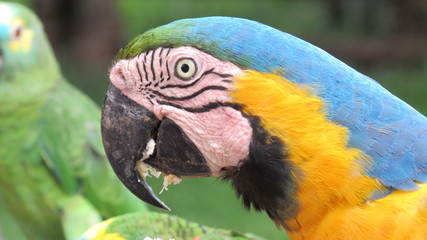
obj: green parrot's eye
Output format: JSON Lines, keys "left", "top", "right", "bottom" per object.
{"left": 11, "top": 24, "right": 23, "bottom": 41}
{"left": 175, "top": 58, "right": 197, "bottom": 80}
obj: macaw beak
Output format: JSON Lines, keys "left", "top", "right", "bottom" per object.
{"left": 101, "top": 85, "right": 211, "bottom": 210}
{"left": 101, "top": 85, "right": 168, "bottom": 210}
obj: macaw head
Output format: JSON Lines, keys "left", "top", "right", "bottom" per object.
{"left": 101, "top": 17, "right": 385, "bottom": 227}
{"left": 101, "top": 16, "right": 310, "bottom": 225}
{"left": 0, "top": 2, "right": 58, "bottom": 98}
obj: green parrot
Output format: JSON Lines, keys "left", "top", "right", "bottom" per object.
{"left": 79, "top": 212, "right": 264, "bottom": 240}
{"left": 0, "top": 2, "right": 147, "bottom": 240}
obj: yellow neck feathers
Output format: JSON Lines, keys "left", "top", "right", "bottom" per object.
{"left": 231, "top": 70, "right": 383, "bottom": 232}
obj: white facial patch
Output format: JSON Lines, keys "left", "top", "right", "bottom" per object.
{"left": 0, "top": 4, "right": 13, "bottom": 25}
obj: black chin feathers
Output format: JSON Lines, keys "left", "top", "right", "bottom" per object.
{"left": 221, "top": 115, "right": 299, "bottom": 228}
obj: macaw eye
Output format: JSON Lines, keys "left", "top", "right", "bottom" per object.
{"left": 11, "top": 24, "right": 23, "bottom": 41}
{"left": 175, "top": 58, "right": 197, "bottom": 80}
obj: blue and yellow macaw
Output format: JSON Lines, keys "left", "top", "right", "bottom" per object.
{"left": 100, "top": 17, "right": 427, "bottom": 239}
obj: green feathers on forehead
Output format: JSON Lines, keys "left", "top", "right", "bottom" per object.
{"left": 114, "top": 17, "right": 240, "bottom": 64}
{"left": 115, "top": 20, "right": 194, "bottom": 61}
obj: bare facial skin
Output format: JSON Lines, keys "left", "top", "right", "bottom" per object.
{"left": 110, "top": 47, "right": 252, "bottom": 175}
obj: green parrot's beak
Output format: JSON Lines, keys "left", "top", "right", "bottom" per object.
{"left": 101, "top": 85, "right": 211, "bottom": 210}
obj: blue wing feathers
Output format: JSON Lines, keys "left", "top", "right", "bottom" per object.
{"left": 160, "top": 17, "right": 427, "bottom": 191}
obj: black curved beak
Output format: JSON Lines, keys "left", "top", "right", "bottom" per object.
{"left": 101, "top": 85, "right": 169, "bottom": 210}
{"left": 101, "top": 85, "right": 211, "bottom": 210}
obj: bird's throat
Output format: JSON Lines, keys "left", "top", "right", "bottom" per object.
{"left": 221, "top": 113, "right": 298, "bottom": 228}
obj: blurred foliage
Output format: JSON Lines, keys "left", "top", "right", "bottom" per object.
{"left": 372, "top": 63, "right": 427, "bottom": 114}
{"left": 5, "top": 0, "right": 427, "bottom": 239}
{"left": 116, "top": 0, "right": 327, "bottom": 41}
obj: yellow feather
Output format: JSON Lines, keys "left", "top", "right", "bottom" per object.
{"left": 9, "top": 18, "right": 33, "bottom": 53}
{"left": 80, "top": 218, "right": 125, "bottom": 240}
{"left": 232, "top": 70, "right": 426, "bottom": 239}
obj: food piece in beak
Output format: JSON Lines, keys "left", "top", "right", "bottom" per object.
{"left": 101, "top": 85, "right": 170, "bottom": 210}
{"left": 160, "top": 174, "right": 182, "bottom": 194}
{"left": 135, "top": 139, "right": 162, "bottom": 179}
{"left": 135, "top": 140, "right": 182, "bottom": 194}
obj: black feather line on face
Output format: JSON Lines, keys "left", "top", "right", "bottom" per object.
{"left": 150, "top": 85, "right": 227, "bottom": 101}
{"left": 220, "top": 115, "right": 299, "bottom": 229}
{"left": 150, "top": 50, "right": 156, "bottom": 81}
{"left": 156, "top": 100, "right": 241, "bottom": 113}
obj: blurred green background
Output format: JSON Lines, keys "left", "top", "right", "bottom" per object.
{"left": 7, "top": 0, "right": 427, "bottom": 239}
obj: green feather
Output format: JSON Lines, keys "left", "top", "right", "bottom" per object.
{"left": 61, "top": 196, "right": 102, "bottom": 240}
{"left": 0, "top": 3, "right": 147, "bottom": 240}
{"left": 80, "top": 212, "right": 265, "bottom": 240}
{"left": 115, "top": 20, "right": 193, "bottom": 61}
